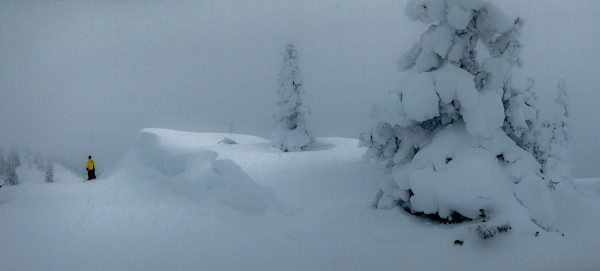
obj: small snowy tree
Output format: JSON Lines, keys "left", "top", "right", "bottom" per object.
{"left": 0, "top": 148, "right": 5, "bottom": 179}
{"left": 219, "top": 119, "right": 238, "bottom": 144}
{"left": 505, "top": 77, "right": 540, "bottom": 154}
{"left": 272, "top": 44, "right": 314, "bottom": 152}
{"left": 361, "top": 0, "right": 553, "bottom": 230}
{"left": 534, "top": 120, "right": 553, "bottom": 177}
{"left": 45, "top": 162, "right": 54, "bottom": 183}
{"left": 545, "top": 79, "right": 572, "bottom": 186}
{"left": 228, "top": 119, "right": 235, "bottom": 134}
{"left": 5, "top": 161, "right": 18, "bottom": 185}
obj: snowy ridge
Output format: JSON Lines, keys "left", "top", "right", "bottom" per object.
{"left": 110, "top": 128, "right": 278, "bottom": 215}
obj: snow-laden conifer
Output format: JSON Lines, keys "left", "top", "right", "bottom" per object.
{"left": 272, "top": 44, "right": 314, "bottom": 152}
{"left": 5, "top": 161, "right": 18, "bottom": 185}
{"left": 546, "top": 80, "right": 572, "bottom": 185}
{"left": 0, "top": 148, "right": 5, "bottom": 179}
{"left": 45, "top": 162, "right": 54, "bottom": 183}
{"left": 361, "top": 0, "right": 554, "bottom": 229}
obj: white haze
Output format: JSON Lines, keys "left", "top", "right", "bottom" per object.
{"left": 0, "top": 0, "right": 599, "bottom": 177}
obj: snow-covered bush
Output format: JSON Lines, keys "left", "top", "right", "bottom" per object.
{"left": 361, "top": 0, "right": 553, "bottom": 229}
{"left": 218, "top": 137, "right": 237, "bottom": 145}
{"left": 473, "top": 222, "right": 512, "bottom": 239}
{"left": 272, "top": 44, "right": 314, "bottom": 152}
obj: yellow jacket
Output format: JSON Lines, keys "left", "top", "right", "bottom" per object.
{"left": 87, "top": 159, "right": 95, "bottom": 170}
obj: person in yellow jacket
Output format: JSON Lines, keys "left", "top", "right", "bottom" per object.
{"left": 86, "top": 155, "right": 96, "bottom": 180}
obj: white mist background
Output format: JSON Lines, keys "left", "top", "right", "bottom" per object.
{"left": 0, "top": 0, "right": 598, "bottom": 177}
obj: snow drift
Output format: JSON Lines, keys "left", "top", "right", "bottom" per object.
{"left": 112, "top": 129, "right": 276, "bottom": 215}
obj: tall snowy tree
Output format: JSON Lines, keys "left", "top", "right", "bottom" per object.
{"left": 505, "top": 77, "right": 540, "bottom": 154}
{"left": 361, "top": 0, "right": 553, "bottom": 230}
{"left": 272, "top": 44, "right": 314, "bottom": 152}
{"left": 546, "top": 79, "right": 572, "bottom": 185}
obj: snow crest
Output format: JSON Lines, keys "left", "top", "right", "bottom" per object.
{"left": 116, "top": 129, "right": 276, "bottom": 215}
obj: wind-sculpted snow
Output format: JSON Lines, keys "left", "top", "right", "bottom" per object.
{"left": 116, "top": 129, "right": 276, "bottom": 215}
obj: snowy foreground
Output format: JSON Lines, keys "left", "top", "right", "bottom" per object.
{"left": 1, "top": 129, "right": 600, "bottom": 271}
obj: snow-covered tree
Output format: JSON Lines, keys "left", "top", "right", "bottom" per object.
{"left": 545, "top": 79, "right": 572, "bottom": 186}
{"left": 0, "top": 148, "right": 5, "bottom": 179}
{"left": 505, "top": 77, "right": 540, "bottom": 154}
{"left": 5, "top": 161, "right": 18, "bottom": 185}
{"left": 228, "top": 119, "right": 235, "bottom": 134}
{"left": 272, "top": 44, "right": 314, "bottom": 152}
{"left": 361, "top": 0, "right": 553, "bottom": 230}
{"left": 45, "top": 162, "right": 54, "bottom": 183}
{"left": 534, "top": 120, "right": 553, "bottom": 176}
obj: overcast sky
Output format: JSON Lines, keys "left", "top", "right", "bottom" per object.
{"left": 1, "top": 0, "right": 599, "bottom": 177}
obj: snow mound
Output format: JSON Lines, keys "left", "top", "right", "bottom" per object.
{"left": 572, "top": 179, "right": 600, "bottom": 199}
{"left": 114, "top": 129, "right": 276, "bottom": 215}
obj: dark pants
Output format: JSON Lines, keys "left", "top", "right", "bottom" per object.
{"left": 87, "top": 169, "right": 96, "bottom": 180}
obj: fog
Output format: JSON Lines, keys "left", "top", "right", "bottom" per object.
{"left": 1, "top": 0, "right": 598, "bottom": 177}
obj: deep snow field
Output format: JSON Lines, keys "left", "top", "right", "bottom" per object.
{"left": 1, "top": 129, "right": 600, "bottom": 271}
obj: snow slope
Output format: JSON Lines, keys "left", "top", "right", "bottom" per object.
{"left": 1, "top": 129, "right": 600, "bottom": 271}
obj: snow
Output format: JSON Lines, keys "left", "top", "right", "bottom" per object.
{"left": 401, "top": 72, "right": 440, "bottom": 122}
{"left": 1, "top": 129, "right": 600, "bottom": 270}
{"left": 482, "top": 57, "right": 512, "bottom": 96}
{"left": 119, "top": 129, "right": 278, "bottom": 215}
{"left": 433, "top": 63, "right": 478, "bottom": 110}
{"left": 514, "top": 174, "right": 555, "bottom": 228}
{"left": 397, "top": 41, "right": 422, "bottom": 72}
{"left": 405, "top": 0, "right": 447, "bottom": 24}
{"left": 432, "top": 23, "right": 455, "bottom": 58}
{"left": 415, "top": 29, "right": 442, "bottom": 72}
{"left": 447, "top": 5, "right": 472, "bottom": 30}
{"left": 477, "top": 2, "right": 515, "bottom": 37}
{"left": 446, "top": 0, "right": 483, "bottom": 10}
{"left": 462, "top": 90, "right": 505, "bottom": 137}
